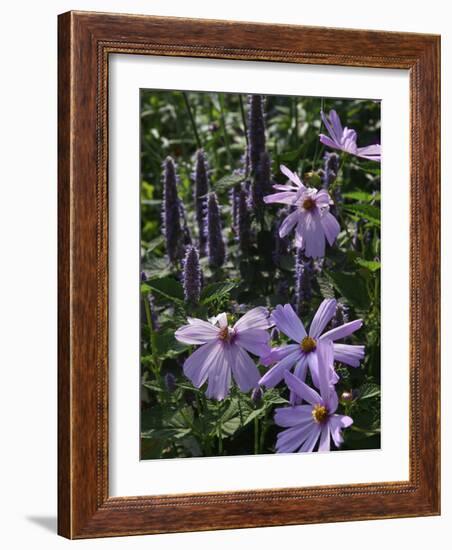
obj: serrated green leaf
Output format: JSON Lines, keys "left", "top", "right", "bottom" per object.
{"left": 200, "top": 281, "right": 237, "bottom": 304}
{"left": 214, "top": 173, "right": 246, "bottom": 193}
{"left": 325, "top": 270, "right": 370, "bottom": 310}
{"left": 355, "top": 258, "right": 381, "bottom": 272}
{"left": 147, "top": 276, "right": 184, "bottom": 302}
{"left": 358, "top": 383, "right": 381, "bottom": 401}
{"left": 343, "top": 204, "right": 380, "bottom": 226}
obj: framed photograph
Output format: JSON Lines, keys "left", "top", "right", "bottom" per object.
{"left": 58, "top": 11, "right": 440, "bottom": 538}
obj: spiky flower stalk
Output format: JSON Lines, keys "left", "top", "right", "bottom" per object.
{"left": 162, "top": 156, "right": 184, "bottom": 263}
{"left": 249, "top": 151, "right": 272, "bottom": 212}
{"left": 206, "top": 192, "right": 226, "bottom": 269}
{"left": 230, "top": 183, "right": 241, "bottom": 231}
{"left": 164, "top": 372, "right": 177, "bottom": 393}
{"left": 237, "top": 187, "right": 251, "bottom": 253}
{"left": 322, "top": 152, "right": 340, "bottom": 188}
{"left": 294, "top": 249, "right": 312, "bottom": 316}
{"left": 272, "top": 211, "right": 290, "bottom": 266}
{"left": 331, "top": 302, "right": 349, "bottom": 329}
{"left": 248, "top": 95, "right": 266, "bottom": 175}
{"left": 182, "top": 245, "right": 201, "bottom": 305}
{"left": 193, "top": 150, "right": 209, "bottom": 255}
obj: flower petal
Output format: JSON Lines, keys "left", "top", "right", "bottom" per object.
{"left": 280, "top": 164, "right": 305, "bottom": 188}
{"left": 318, "top": 424, "right": 331, "bottom": 452}
{"left": 320, "top": 134, "right": 341, "bottom": 150}
{"left": 357, "top": 144, "right": 381, "bottom": 162}
{"left": 260, "top": 344, "right": 300, "bottom": 366}
{"left": 290, "top": 355, "right": 309, "bottom": 404}
{"left": 259, "top": 349, "right": 302, "bottom": 388}
{"left": 320, "top": 211, "right": 340, "bottom": 246}
{"left": 183, "top": 340, "right": 223, "bottom": 387}
{"left": 279, "top": 211, "right": 300, "bottom": 238}
{"left": 175, "top": 318, "right": 219, "bottom": 345}
{"left": 329, "top": 414, "right": 353, "bottom": 447}
{"left": 271, "top": 304, "right": 307, "bottom": 343}
{"left": 329, "top": 110, "right": 344, "bottom": 142}
{"left": 276, "top": 424, "right": 311, "bottom": 453}
{"left": 309, "top": 298, "right": 337, "bottom": 338}
{"left": 235, "top": 328, "right": 270, "bottom": 356}
{"left": 300, "top": 209, "right": 326, "bottom": 258}
{"left": 321, "top": 318, "right": 363, "bottom": 341}
{"left": 298, "top": 424, "right": 321, "bottom": 452}
{"left": 274, "top": 405, "right": 312, "bottom": 428}
{"left": 234, "top": 306, "right": 270, "bottom": 332}
{"left": 284, "top": 371, "right": 322, "bottom": 406}
{"left": 229, "top": 345, "right": 260, "bottom": 392}
{"left": 263, "top": 191, "right": 298, "bottom": 205}
{"left": 333, "top": 343, "right": 365, "bottom": 367}
{"left": 205, "top": 346, "right": 232, "bottom": 401}
{"left": 316, "top": 339, "right": 335, "bottom": 402}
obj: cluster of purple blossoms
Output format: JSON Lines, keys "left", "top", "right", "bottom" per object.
{"left": 162, "top": 157, "right": 184, "bottom": 263}
{"left": 264, "top": 164, "right": 341, "bottom": 258}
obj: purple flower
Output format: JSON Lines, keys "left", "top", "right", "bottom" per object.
{"left": 182, "top": 245, "right": 201, "bottom": 305}
{"left": 274, "top": 341, "right": 353, "bottom": 453}
{"left": 264, "top": 165, "right": 340, "bottom": 258}
{"left": 162, "top": 157, "right": 184, "bottom": 263}
{"left": 294, "top": 249, "right": 312, "bottom": 316}
{"left": 193, "top": 150, "right": 209, "bottom": 255}
{"left": 248, "top": 95, "right": 266, "bottom": 175}
{"left": 175, "top": 307, "right": 271, "bottom": 400}
{"left": 320, "top": 110, "right": 381, "bottom": 162}
{"left": 249, "top": 151, "right": 272, "bottom": 211}
{"left": 206, "top": 192, "right": 226, "bottom": 268}
{"left": 322, "top": 151, "right": 339, "bottom": 188}
{"left": 259, "top": 300, "right": 364, "bottom": 392}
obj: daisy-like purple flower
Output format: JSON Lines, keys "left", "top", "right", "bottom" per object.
{"left": 320, "top": 110, "right": 381, "bottom": 162}
{"left": 264, "top": 165, "right": 340, "bottom": 258}
{"left": 259, "top": 299, "right": 364, "bottom": 395}
{"left": 175, "top": 307, "right": 271, "bottom": 401}
{"left": 274, "top": 341, "right": 353, "bottom": 453}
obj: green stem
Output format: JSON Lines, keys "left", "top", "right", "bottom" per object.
{"left": 182, "top": 92, "right": 202, "bottom": 149}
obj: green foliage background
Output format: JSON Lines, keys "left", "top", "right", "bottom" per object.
{"left": 140, "top": 90, "right": 381, "bottom": 459}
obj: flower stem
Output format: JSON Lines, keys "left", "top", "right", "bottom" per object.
{"left": 182, "top": 91, "right": 202, "bottom": 149}
{"left": 254, "top": 417, "right": 259, "bottom": 455}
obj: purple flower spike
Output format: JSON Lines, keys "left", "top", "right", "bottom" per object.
{"left": 162, "top": 156, "right": 184, "bottom": 263}
{"left": 322, "top": 152, "right": 340, "bottom": 188}
{"left": 264, "top": 165, "right": 340, "bottom": 258}
{"left": 182, "top": 245, "right": 201, "bottom": 305}
{"left": 237, "top": 186, "right": 251, "bottom": 253}
{"left": 206, "top": 192, "right": 226, "bottom": 268}
{"left": 259, "top": 300, "right": 364, "bottom": 392}
{"left": 320, "top": 110, "right": 381, "bottom": 162}
{"left": 274, "top": 340, "right": 353, "bottom": 453}
{"left": 248, "top": 95, "right": 266, "bottom": 175}
{"left": 294, "top": 249, "right": 312, "bottom": 316}
{"left": 193, "top": 150, "right": 209, "bottom": 255}
{"left": 175, "top": 307, "right": 271, "bottom": 400}
{"left": 249, "top": 151, "right": 272, "bottom": 211}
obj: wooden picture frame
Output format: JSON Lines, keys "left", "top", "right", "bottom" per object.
{"left": 58, "top": 10, "right": 440, "bottom": 539}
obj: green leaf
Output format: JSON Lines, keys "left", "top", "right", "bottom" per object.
{"left": 355, "top": 258, "right": 381, "bottom": 272}
{"left": 243, "top": 408, "right": 265, "bottom": 426}
{"left": 214, "top": 173, "right": 246, "bottom": 193}
{"left": 147, "top": 276, "right": 184, "bottom": 302}
{"left": 325, "top": 270, "right": 370, "bottom": 310}
{"left": 342, "top": 191, "right": 380, "bottom": 202}
{"left": 200, "top": 281, "right": 237, "bottom": 304}
{"left": 358, "top": 383, "right": 381, "bottom": 401}
{"left": 343, "top": 204, "right": 380, "bottom": 226}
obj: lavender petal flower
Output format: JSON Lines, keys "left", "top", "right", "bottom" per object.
{"left": 320, "top": 109, "right": 381, "bottom": 162}
{"left": 259, "top": 300, "right": 364, "bottom": 390}
{"left": 175, "top": 307, "right": 271, "bottom": 400}
{"left": 274, "top": 340, "right": 353, "bottom": 453}
{"left": 264, "top": 165, "right": 340, "bottom": 258}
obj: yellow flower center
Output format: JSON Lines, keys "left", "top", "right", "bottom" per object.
{"left": 218, "top": 327, "right": 230, "bottom": 341}
{"left": 312, "top": 404, "right": 328, "bottom": 423}
{"left": 301, "top": 336, "right": 317, "bottom": 353}
{"left": 302, "top": 197, "right": 316, "bottom": 210}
